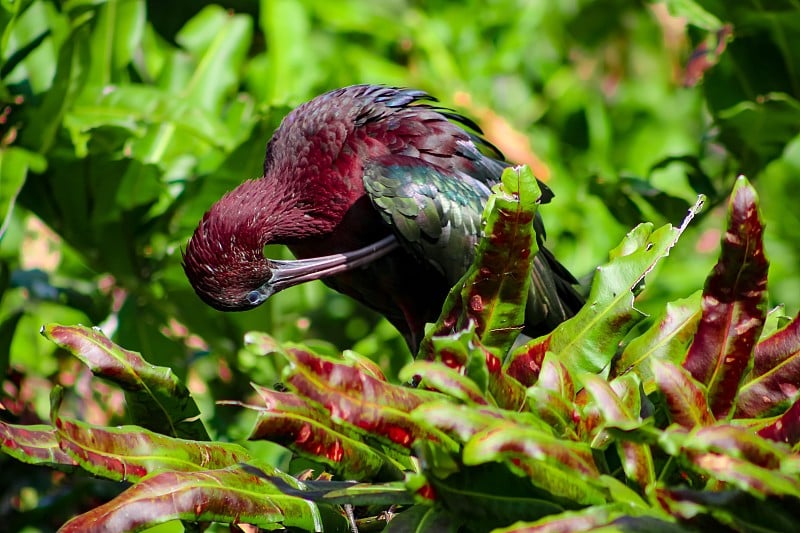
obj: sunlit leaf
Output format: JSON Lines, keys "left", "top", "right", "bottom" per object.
{"left": 652, "top": 359, "right": 714, "bottom": 429}
{"left": 614, "top": 291, "right": 702, "bottom": 390}
{"left": 58, "top": 464, "right": 345, "bottom": 532}
{"left": 0, "top": 421, "right": 76, "bottom": 469}
{"left": 509, "top": 197, "right": 703, "bottom": 382}
{"left": 420, "top": 165, "right": 542, "bottom": 358}
{"left": 684, "top": 177, "right": 768, "bottom": 418}
{"left": 42, "top": 324, "right": 208, "bottom": 440}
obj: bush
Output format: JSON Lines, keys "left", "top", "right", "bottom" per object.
{"left": 2, "top": 1, "right": 800, "bottom": 531}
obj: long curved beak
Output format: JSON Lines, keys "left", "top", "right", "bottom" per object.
{"left": 265, "top": 234, "right": 399, "bottom": 293}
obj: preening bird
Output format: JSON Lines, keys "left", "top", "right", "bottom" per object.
{"left": 183, "top": 85, "right": 583, "bottom": 350}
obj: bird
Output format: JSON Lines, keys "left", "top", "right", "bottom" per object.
{"left": 182, "top": 85, "right": 583, "bottom": 351}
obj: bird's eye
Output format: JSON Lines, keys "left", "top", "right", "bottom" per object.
{"left": 246, "top": 290, "right": 262, "bottom": 305}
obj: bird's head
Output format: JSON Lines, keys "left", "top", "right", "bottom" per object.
{"left": 182, "top": 180, "right": 399, "bottom": 312}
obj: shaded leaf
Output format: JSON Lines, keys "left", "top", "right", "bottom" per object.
{"left": 0, "top": 145, "right": 46, "bottom": 239}
{"left": 384, "top": 505, "right": 460, "bottom": 532}
{"left": 684, "top": 177, "right": 768, "bottom": 418}
{"left": 422, "top": 461, "right": 574, "bottom": 530}
{"left": 657, "top": 487, "right": 800, "bottom": 533}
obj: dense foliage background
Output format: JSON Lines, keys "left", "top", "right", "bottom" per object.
{"left": 2, "top": 0, "right": 800, "bottom": 531}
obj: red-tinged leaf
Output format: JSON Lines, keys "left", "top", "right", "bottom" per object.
{"left": 753, "top": 311, "right": 800, "bottom": 377}
{"left": 463, "top": 426, "right": 600, "bottom": 482}
{"left": 656, "top": 487, "right": 800, "bottom": 532}
{"left": 525, "top": 387, "right": 579, "bottom": 441}
{"left": 285, "top": 365, "right": 458, "bottom": 454}
{"left": 685, "top": 425, "right": 788, "bottom": 469}
{"left": 582, "top": 374, "right": 642, "bottom": 432}
{"left": 735, "top": 353, "right": 800, "bottom": 418}
{"left": 614, "top": 291, "right": 703, "bottom": 389}
{"left": 757, "top": 397, "right": 800, "bottom": 445}
{"left": 341, "top": 349, "right": 387, "bottom": 381}
{"left": 617, "top": 439, "right": 656, "bottom": 492}
{"left": 504, "top": 335, "right": 550, "bottom": 387}
{"left": 689, "top": 453, "right": 800, "bottom": 497}
{"left": 652, "top": 359, "right": 715, "bottom": 429}
{"left": 510, "top": 197, "right": 703, "bottom": 380}
{"left": 42, "top": 324, "right": 207, "bottom": 440}
{"left": 250, "top": 384, "right": 333, "bottom": 420}
{"left": 53, "top": 414, "right": 252, "bottom": 483}
{"left": 430, "top": 305, "right": 527, "bottom": 410}
{"left": 282, "top": 346, "right": 438, "bottom": 410}
{"left": 428, "top": 326, "right": 489, "bottom": 391}
{"left": 683, "top": 177, "right": 769, "bottom": 418}
{"left": 536, "top": 353, "right": 575, "bottom": 401}
{"left": 400, "top": 361, "right": 489, "bottom": 405}
{"left": 735, "top": 312, "right": 800, "bottom": 417}
{"left": 683, "top": 25, "right": 732, "bottom": 87}
{"left": 0, "top": 421, "right": 76, "bottom": 469}
{"left": 480, "top": 340, "right": 528, "bottom": 411}
{"left": 249, "top": 409, "right": 400, "bottom": 481}
{"left": 419, "top": 165, "right": 542, "bottom": 357}
{"left": 411, "top": 401, "right": 551, "bottom": 443}
{"left": 574, "top": 389, "right": 604, "bottom": 446}
{"left": 58, "top": 464, "right": 347, "bottom": 533}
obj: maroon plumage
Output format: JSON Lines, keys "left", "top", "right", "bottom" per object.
{"left": 183, "top": 85, "right": 583, "bottom": 350}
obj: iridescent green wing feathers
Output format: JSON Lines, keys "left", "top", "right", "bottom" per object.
{"left": 363, "top": 156, "right": 488, "bottom": 284}
{"left": 363, "top": 155, "right": 585, "bottom": 338}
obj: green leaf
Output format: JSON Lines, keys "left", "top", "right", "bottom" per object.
{"left": 717, "top": 93, "right": 800, "bottom": 177}
{"left": 175, "top": 5, "right": 253, "bottom": 112}
{"left": 400, "top": 361, "right": 490, "bottom": 405}
{"left": 509, "top": 196, "right": 704, "bottom": 380}
{"left": 463, "top": 426, "right": 605, "bottom": 505}
{"left": 614, "top": 291, "right": 703, "bottom": 391}
{"left": 0, "top": 146, "right": 46, "bottom": 238}
{"left": 41, "top": 324, "right": 208, "bottom": 440}
{"left": 85, "top": 0, "right": 146, "bottom": 86}
{"left": 658, "top": 0, "right": 724, "bottom": 31}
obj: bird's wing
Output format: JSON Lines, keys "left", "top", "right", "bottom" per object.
{"left": 363, "top": 155, "right": 489, "bottom": 285}
{"left": 364, "top": 154, "right": 584, "bottom": 337}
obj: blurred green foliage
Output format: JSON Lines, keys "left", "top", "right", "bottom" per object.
{"left": 1, "top": 0, "right": 799, "bottom": 528}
